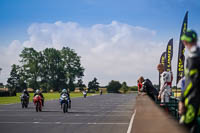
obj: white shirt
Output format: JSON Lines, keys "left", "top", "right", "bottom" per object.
{"left": 159, "top": 71, "right": 172, "bottom": 95}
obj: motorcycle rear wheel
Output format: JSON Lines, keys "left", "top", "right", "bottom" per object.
{"left": 36, "top": 102, "right": 39, "bottom": 112}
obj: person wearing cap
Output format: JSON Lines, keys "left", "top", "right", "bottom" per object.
{"left": 179, "top": 30, "right": 200, "bottom": 133}
{"left": 157, "top": 63, "right": 173, "bottom": 105}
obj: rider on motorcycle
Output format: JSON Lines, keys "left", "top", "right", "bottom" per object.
{"left": 21, "top": 89, "right": 30, "bottom": 104}
{"left": 23, "top": 89, "right": 30, "bottom": 97}
{"left": 100, "top": 89, "right": 103, "bottom": 95}
{"left": 60, "top": 89, "right": 71, "bottom": 108}
{"left": 34, "top": 89, "right": 44, "bottom": 106}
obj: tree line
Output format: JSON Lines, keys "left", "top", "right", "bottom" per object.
{"left": 7, "top": 47, "right": 84, "bottom": 92}
{"left": 107, "top": 80, "right": 138, "bottom": 93}
{"left": 2, "top": 46, "right": 141, "bottom": 94}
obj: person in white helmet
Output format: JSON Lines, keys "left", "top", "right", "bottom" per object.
{"left": 60, "top": 89, "right": 71, "bottom": 108}
{"left": 21, "top": 89, "right": 30, "bottom": 104}
{"left": 157, "top": 63, "right": 173, "bottom": 104}
{"left": 34, "top": 89, "right": 44, "bottom": 106}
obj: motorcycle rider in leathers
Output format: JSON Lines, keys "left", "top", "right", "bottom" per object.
{"left": 157, "top": 64, "right": 173, "bottom": 104}
{"left": 60, "top": 89, "right": 71, "bottom": 108}
{"left": 34, "top": 89, "right": 44, "bottom": 106}
{"left": 21, "top": 89, "right": 30, "bottom": 104}
{"left": 179, "top": 30, "right": 200, "bottom": 133}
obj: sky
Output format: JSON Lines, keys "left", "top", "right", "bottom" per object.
{"left": 0, "top": 0, "right": 200, "bottom": 86}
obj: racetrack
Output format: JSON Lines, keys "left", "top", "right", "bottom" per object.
{"left": 0, "top": 93, "right": 136, "bottom": 133}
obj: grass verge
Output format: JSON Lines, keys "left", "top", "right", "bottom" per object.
{"left": 0, "top": 92, "right": 99, "bottom": 104}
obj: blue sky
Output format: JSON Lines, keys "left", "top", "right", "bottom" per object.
{"left": 0, "top": 0, "right": 200, "bottom": 85}
{"left": 1, "top": 0, "right": 200, "bottom": 45}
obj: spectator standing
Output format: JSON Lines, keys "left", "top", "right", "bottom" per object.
{"left": 137, "top": 79, "right": 143, "bottom": 94}
{"left": 157, "top": 64, "right": 173, "bottom": 105}
{"left": 179, "top": 30, "right": 200, "bottom": 133}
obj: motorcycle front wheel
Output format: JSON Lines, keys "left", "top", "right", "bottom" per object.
{"left": 63, "top": 103, "right": 68, "bottom": 113}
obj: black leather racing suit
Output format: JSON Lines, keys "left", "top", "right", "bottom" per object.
{"left": 141, "top": 79, "right": 158, "bottom": 101}
{"left": 180, "top": 46, "right": 200, "bottom": 132}
{"left": 22, "top": 91, "right": 30, "bottom": 104}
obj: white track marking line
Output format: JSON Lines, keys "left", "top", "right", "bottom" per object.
{"left": 0, "top": 114, "right": 131, "bottom": 117}
{"left": 33, "top": 122, "right": 40, "bottom": 124}
{"left": 2, "top": 114, "right": 132, "bottom": 117}
{"left": 0, "top": 122, "right": 129, "bottom": 125}
{"left": 0, "top": 103, "right": 15, "bottom": 106}
{"left": 71, "top": 105, "right": 133, "bottom": 107}
{"left": 86, "top": 123, "right": 128, "bottom": 125}
{"left": 0, "top": 110, "right": 133, "bottom": 113}
{"left": 127, "top": 109, "right": 136, "bottom": 133}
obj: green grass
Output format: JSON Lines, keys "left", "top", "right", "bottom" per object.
{"left": 0, "top": 92, "right": 99, "bottom": 104}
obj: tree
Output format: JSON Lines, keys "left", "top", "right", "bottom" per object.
{"left": 17, "top": 67, "right": 28, "bottom": 91}
{"left": 129, "top": 86, "right": 138, "bottom": 91}
{"left": 77, "top": 79, "right": 86, "bottom": 91}
{"left": 88, "top": 77, "right": 99, "bottom": 92}
{"left": 107, "top": 80, "right": 121, "bottom": 93}
{"left": 15, "top": 46, "right": 84, "bottom": 92}
{"left": 121, "top": 82, "right": 129, "bottom": 93}
{"left": 41, "top": 48, "right": 63, "bottom": 91}
{"left": 7, "top": 64, "right": 20, "bottom": 92}
{"left": 61, "top": 47, "right": 84, "bottom": 91}
{"left": 0, "top": 83, "right": 4, "bottom": 88}
{"left": 20, "top": 48, "right": 41, "bottom": 90}
{"left": 0, "top": 67, "right": 2, "bottom": 75}
{"left": 0, "top": 68, "right": 3, "bottom": 87}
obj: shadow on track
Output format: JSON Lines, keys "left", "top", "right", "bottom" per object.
{"left": 41, "top": 110, "right": 61, "bottom": 112}
{"left": 66, "top": 111, "right": 88, "bottom": 114}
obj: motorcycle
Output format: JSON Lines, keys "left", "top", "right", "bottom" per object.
{"left": 20, "top": 94, "right": 29, "bottom": 108}
{"left": 59, "top": 94, "right": 70, "bottom": 113}
{"left": 33, "top": 95, "right": 42, "bottom": 112}
{"left": 100, "top": 90, "right": 103, "bottom": 95}
{"left": 83, "top": 91, "right": 87, "bottom": 98}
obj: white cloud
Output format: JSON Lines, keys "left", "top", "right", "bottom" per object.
{"left": 0, "top": 40, "right": 23, "bottom": 83}
{"left": 0, "top": 21, "right": 170, "bottom": 86}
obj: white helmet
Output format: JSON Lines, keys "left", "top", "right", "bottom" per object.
{"left": 36, "top": 89, "right": 40, "bottom": 93}
{"left": 62, "top": 89, "right": 67, "bottom": 93}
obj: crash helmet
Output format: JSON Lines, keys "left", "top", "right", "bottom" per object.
{"left": 181, "top": 30, "right": 198, "bottom": 43}
{"left": 36, "top": 89, "right": 40, "bottom": 93}
{"left": 62, "top": 89, "right": 67, "bottom": 93}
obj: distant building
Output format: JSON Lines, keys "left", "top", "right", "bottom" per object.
{"left": 0, "top": 88, "right": 8, "bottom": 91}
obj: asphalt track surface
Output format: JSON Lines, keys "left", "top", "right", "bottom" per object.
{"left": 0, "top": 93, "right": 136, "bottom": 133}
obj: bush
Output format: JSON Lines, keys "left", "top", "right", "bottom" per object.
{"left": 0, "top": 91, "right": 16, "bottom": 97}
{"left": 129, "top": 86, "right": 138, "bottom": 91}
{"left": 88, "top": 90, "right": 96, "bottom": 93}
{"left": 107, "top": 80, "right": 121, "bottom": 93}
{"left": 121, "top": 82, "right": 129, "bottom": 93}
